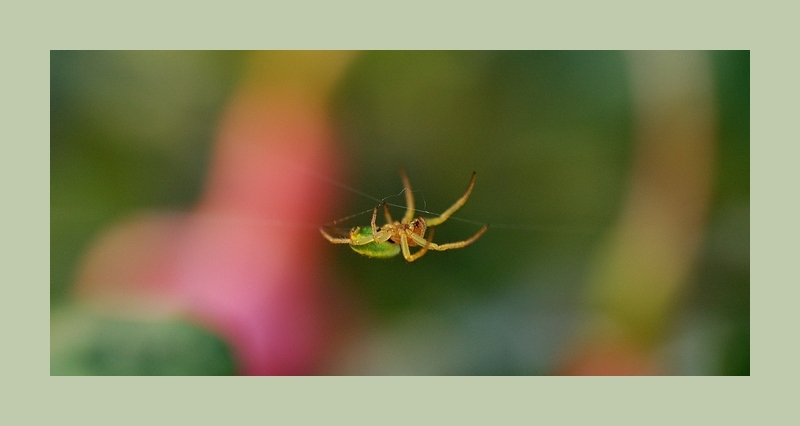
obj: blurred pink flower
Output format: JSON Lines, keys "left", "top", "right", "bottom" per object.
{"left": 76, "top": 90, "right": 345, "bottom": 375}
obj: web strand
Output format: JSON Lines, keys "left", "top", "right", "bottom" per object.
{"left": 293, "top": 163, "right": 602, "bottom": 235}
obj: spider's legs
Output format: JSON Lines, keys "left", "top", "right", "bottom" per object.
{"left": 399, "top": 234, "right": 412, "bottom": 261}
{"left": 400, "top": 168, "right": 415, "bottom": 224}
{"left": 370, "top": 206, "right": 380, "bottom": 243}
{"left": 400, "top": 229, "right": 434, "bottom": 262}
{"left": 425, "top": 172, "right": 476, "bottom": 227}
{"left": 319, "top": 228, "right": 353, "bottom": 244}
{"left": 408, "top": 224, "right": 488, "bottom": 251}
{"left": 382, "top": 203, "right": 393, "bottom": 224}
{"left": 320, "top": 207, "right": 391, "bottom": 246}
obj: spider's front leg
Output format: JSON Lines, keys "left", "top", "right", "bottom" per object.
{"left": 319, "top": 227, "right": 352, "bottom": 244}
{"left": 425, "top": 172, "right": 477, "bottom": 227}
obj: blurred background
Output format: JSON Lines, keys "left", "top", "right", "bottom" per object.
{"left": 50, "top": 51, "right": 749, "bottom": 375}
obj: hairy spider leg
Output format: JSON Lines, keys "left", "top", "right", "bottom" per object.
{"left": 425, "top": 172, "right": 477, "bottom": 227}
{"left": 400, "top": 228, "right": 435, "bottom": 262}
{"left": 408, "top": 223, "right": 488, "bottom": 251}
{"left": 320, "top": 228, "right": 352, "bottom": 244}
{"left": 319, "top": 227, "right": 375, "bottom": 245}
{"left": 399, "top": 168, "right": 415, "bottom": 224}
{"left": 369, "top": 206, "right": 381, "bottom": 243}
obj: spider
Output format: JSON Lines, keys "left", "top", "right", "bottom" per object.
{"left": 320, "top": 169, "right": 488, "bottom": 262}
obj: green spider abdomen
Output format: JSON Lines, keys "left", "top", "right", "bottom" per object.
{"left": 349, "top": 226, "right": 401, "bottom": 259}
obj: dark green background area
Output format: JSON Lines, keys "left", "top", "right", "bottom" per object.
{"left": 330, "top": 51, "right": 635, "bottom": 315}
{"left": 51, "top": 51, "right": 749, "bottom": 375}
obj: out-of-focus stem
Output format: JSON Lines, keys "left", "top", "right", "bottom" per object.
{"left": 584, "top": 51, "right": 717, "bottom": 351}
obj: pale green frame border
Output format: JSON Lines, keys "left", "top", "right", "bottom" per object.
{"left": 10, "top": 0, "right": 773, "bottom": 423}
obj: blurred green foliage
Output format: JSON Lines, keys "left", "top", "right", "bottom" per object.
{"left": 51, "top": 308, "right": 235, "bottom": 375}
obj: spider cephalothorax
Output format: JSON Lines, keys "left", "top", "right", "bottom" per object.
{"left": 320, "top": 169, "right": 488, "bottom": 262}
{"left": 385, "top": 216, "right": 426, "bottom": 244}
